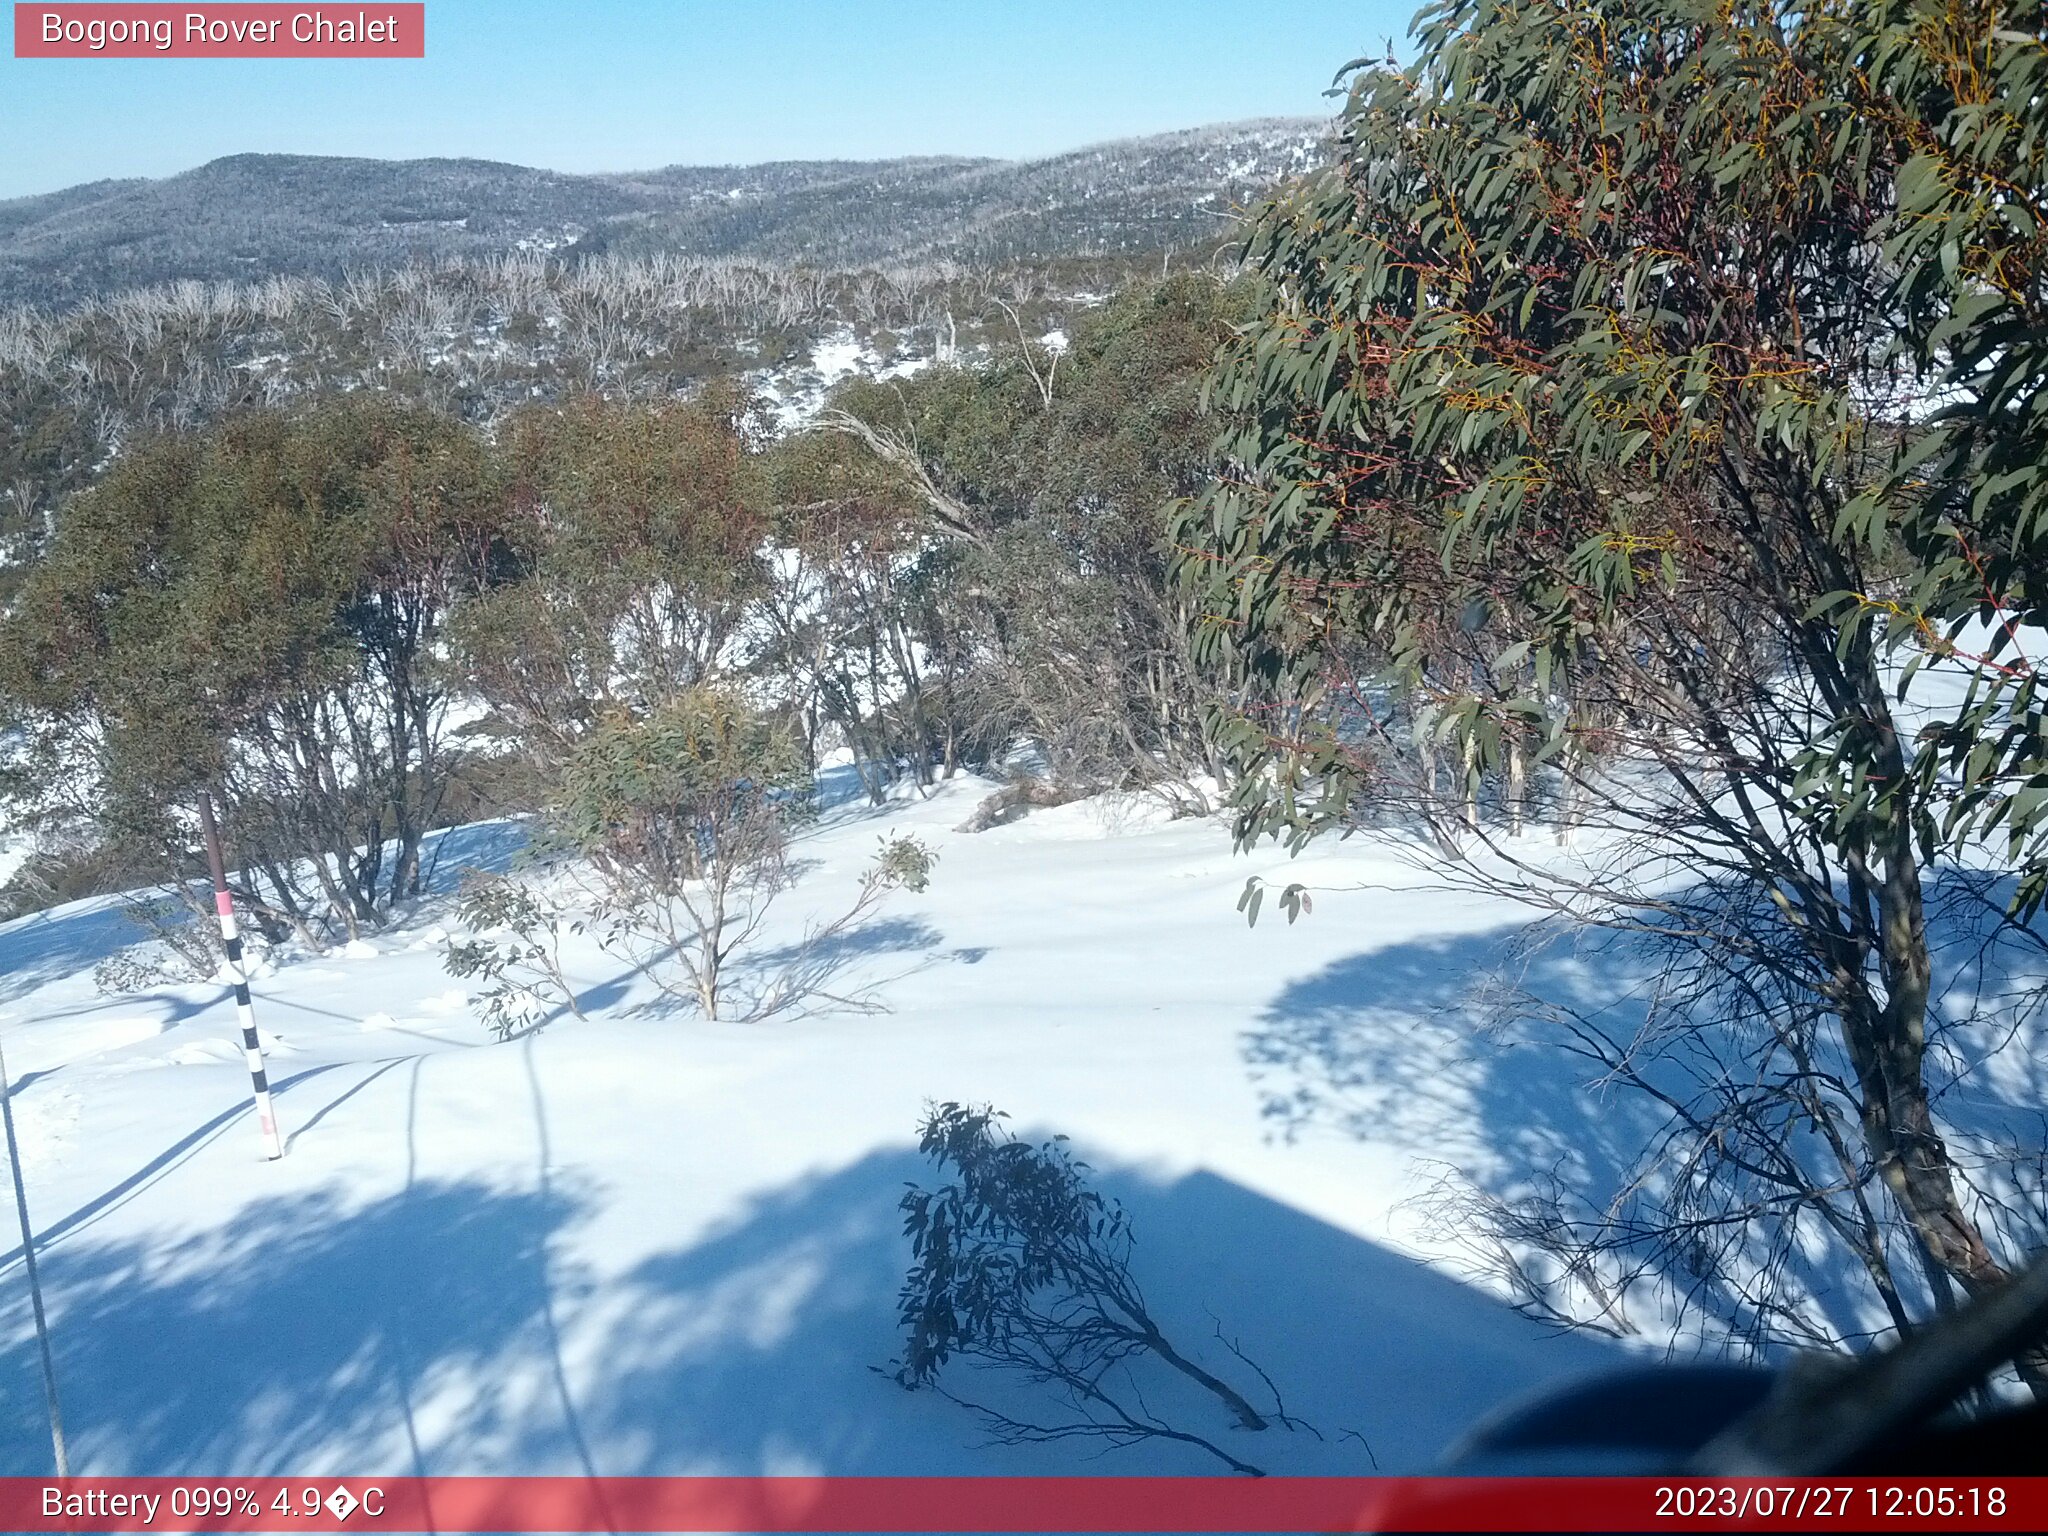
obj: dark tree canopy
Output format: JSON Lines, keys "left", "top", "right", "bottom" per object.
{"left": 1175, "top": 0, "right": 2048, "bottom": 1385}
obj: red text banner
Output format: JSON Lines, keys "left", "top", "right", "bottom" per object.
{"left": 1, "top": 1476, "right": 2045, "bottom": 1533}
{"left": 14, "top": 5, "right": 424, "bottom": 58}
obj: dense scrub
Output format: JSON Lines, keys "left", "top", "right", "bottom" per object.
{"left": 0, "top": 274, "right": 1250, "bottom": 939}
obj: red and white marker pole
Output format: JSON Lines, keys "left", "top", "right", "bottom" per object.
{"left": 196, "top": 790, "right": 284, "bottom": 1161}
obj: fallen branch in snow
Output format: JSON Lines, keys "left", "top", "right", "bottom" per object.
{"left": 954, "top": 777, "right": 1089, "bottom": 833}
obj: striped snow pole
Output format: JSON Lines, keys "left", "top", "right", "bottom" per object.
{"left": 196, "top": 791, "right": 284, "bottom": 1161}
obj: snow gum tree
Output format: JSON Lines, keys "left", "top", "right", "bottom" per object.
{"left": 448, "top": 384, "right": 772, "bottom": 782}
{"left": 810, "top": 275, "right": 1268, "bottom": 804}
{"left": 1174, "top": 0, "right": 2048, "bottom": 1386}
{"left": 760, "top": 422, "right": 988, "bottom": 799}
{"left": 0, "top": 397, "right": 508, "bottom": 937}
{"left": 553, "top": 689, "right": 807, "bottom": 1021}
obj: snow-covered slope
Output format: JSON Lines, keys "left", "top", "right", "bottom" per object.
{"left": 0, "top": 777, "right": 1628, "bottom": 1476}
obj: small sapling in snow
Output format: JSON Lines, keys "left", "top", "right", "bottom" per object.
{"left": 444, "top": 870, "right": 586, "bottom": 1039}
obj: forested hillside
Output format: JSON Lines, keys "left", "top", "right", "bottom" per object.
{"left": 0, "top": 118, "right": 1326, "bottom": 306}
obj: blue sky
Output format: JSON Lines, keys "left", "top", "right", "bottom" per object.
{"left": 2, "top": 1, "right": 1413, "bottom": 199}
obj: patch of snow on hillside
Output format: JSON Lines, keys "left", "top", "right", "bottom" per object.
{"left": 754, "top": 328, "right": 935, "bottom": 432}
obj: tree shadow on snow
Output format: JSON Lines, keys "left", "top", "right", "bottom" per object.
{"left": 0, "top": 900, "right": 144, "bottom": 1006}
{"left": 1246, "top": 925, "right": 1661, "bottom": 1198}
{"left": 0, "top": 821, "right": 529, "bottom": 1010}
{"left": 416, "top": 820, "right": 531, "bottom": 895}
{"left": 1243, "top": 866, "right": 2048, "bottom": 1356}
{"left": 0, "top": 1150, "right": 1614, "bottom": 1478}
{"left": 0, "top": 1062, "right": 360, "bottom": 1272}
{"left": 0, "top": 1178, "right": 584, "bottom": 1478}
{"left": 623, "top": 917, "right": 948, "bottom": 1023}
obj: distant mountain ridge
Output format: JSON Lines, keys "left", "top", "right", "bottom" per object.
{"left": 0, "top": 119, "right": 1330, "bottom": 306}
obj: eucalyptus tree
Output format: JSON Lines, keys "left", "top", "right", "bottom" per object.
{"left": 0, "top": 397, "right": 507, "bottom": 936}
{"left": 1857, "top": 5, "right": 2048, "bottom": 910}
{"left": 811, "top": 274, "right": 1267, "bottom": 803}
{"left": 1176, "top": 0, "right": 2048, "bottom": 1382}
{"left": 448, "top": 383, "right": 773, "bottom": 782}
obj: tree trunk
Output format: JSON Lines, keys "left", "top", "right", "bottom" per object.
{"left": 1460, "top": 729, "right": 1479, "bottom": 831}
{"left": 1839, "top": 702, "right": 2048, "bottom": 1398}
{"left": 1506, "top": 726, "right": 1527, "bottom": 838}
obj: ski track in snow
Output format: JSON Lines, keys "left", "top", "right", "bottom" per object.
{"left": 3, "top": 771, "right": 2022, "bottom": 1476}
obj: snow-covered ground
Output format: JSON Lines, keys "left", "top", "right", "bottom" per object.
{"left": 0, "top": 775, "right": 1683, "bottom": 1476}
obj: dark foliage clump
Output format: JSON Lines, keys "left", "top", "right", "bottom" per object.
{"left": 892, "top": 1101, "right": 1305, "bottom": 1476}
